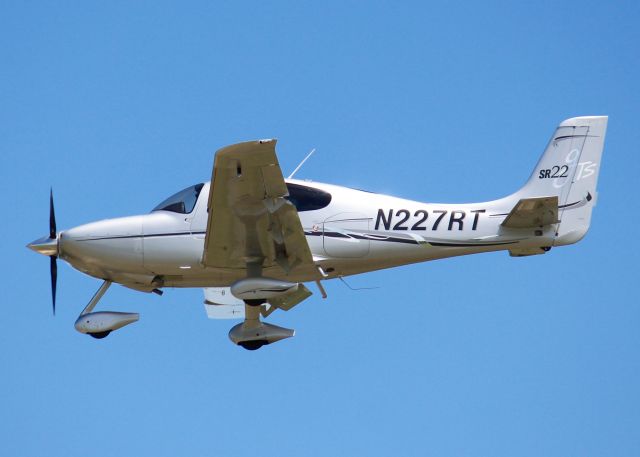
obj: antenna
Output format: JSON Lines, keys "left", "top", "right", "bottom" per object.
{"left": 288, "top": 148, "right": 316, "bottom": 179}
{"left": 338, "top": 276, "right": 379, "bottom": 291}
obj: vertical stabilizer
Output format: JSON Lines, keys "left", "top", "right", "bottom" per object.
{"left": 513, "top": 116, "right": 607, "bottom": 245}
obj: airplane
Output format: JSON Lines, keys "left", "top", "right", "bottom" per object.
{"left": 27, "top": 116, "right": 608, "bottom": 350}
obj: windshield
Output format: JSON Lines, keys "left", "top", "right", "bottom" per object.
{"left": 152, "top": 183, "right": 204, "bottom": 214}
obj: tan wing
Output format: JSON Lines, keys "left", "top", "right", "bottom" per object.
{"left": 202, "top": 139, "right": 317, "bottom": 278}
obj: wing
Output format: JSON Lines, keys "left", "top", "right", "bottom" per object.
{"left": 202, "top": 139, "right": 319, "bottom": 278}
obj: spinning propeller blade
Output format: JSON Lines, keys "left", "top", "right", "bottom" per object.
{"left": 50, "top": 256, "right": 57, "bottom": 315}
{"left": 49, "top": 188, "right": 56, "bottom": 239}
{"left": 49, "top": 188, "right": 58, "bottom": 314}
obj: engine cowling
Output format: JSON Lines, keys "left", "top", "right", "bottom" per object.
{"left": 230, "top": 277, "right": 299, "bottom": 301}
{"left": 74, "top": 311, "right": 139, "bottom": 338}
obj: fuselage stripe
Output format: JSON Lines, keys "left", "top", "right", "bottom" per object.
{"left": 76, "top": 230, "right": 520, "bottom": 248}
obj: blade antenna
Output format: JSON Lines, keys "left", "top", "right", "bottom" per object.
{"left": 338, "top": 276, "right": 379, "bottom": 291}
{"left": 288, "top": 148, "right": 316, "bottom": 179}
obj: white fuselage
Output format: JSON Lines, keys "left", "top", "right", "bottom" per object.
{"left": 27, "top": 117, "right": 606, "bottom": 347}
{"left": 57, "top": 178, "right": 553, "bottom": 291}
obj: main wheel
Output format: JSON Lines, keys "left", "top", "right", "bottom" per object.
{"left": 239, "top": 340, "right": 268, "bottom": 350}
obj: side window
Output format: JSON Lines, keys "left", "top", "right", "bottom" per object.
{"left": 285, "top": 183, "right": 332, "bottom": 211}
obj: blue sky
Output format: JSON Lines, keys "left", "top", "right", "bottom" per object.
{"left": 2, "top": 1, "right": 639, "bottom": 456}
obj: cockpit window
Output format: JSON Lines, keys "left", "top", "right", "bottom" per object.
{"left": 152, "top": 183, "right": 204, "bottom": 214}
{"left": 285, "top": 183, "right": 332, "bottom": 211}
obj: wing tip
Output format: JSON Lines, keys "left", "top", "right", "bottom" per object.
{"left": 559, "top": 115, "right": 608, "bottom": 127}
{"left": 216, "top": 139, "right": 278, "bottom": 157}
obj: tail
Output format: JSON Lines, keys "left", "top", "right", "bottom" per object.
{"left": 511, "top": 116, "right": 608, "bottom": 245}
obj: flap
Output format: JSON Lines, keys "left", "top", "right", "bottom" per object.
{"left": 267, "top": 283, "right": 313, "bottom": 312}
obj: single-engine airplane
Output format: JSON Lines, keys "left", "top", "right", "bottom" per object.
{"left": 28, "top": 116, "right": 607, "bottom": 350}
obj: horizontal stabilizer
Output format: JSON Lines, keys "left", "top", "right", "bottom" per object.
{"left": 502, "top": 196, "right": 558, "bottom": 229}
{"left": 204, "top": 303, "right": 245, "bottom": 319}
{"left": 509, "top": 247, "right": 549, "bottom": 257}
{"left": 204, "top": 288, "right": 245, "bottom": 319}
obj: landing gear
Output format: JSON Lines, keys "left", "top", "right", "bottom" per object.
{"left": 238, "top": 300, "right": 272, "bottom": 351}
{"left": 228, "top": 299, "right": 295, "bottom": 350}
{"left": 239, "top": 340, "right": 268, "bottom": 351}
{"left": 226, "top": 261, "right": 296, "bottom": 349}
{"left": 74, "top": 280, "right": 140, "bottom": 337}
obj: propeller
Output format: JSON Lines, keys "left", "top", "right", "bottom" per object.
{"left": 49, "top": 188, "right": 58, "bottom": 315}
{"left": 49, "top": 188, "right": 57, "bottom": 238}
{"left": 27, "top": 189, "right": 62, "bottom": 315}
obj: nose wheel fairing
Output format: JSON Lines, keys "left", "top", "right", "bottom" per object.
{"left": 73, "top": 281, "right": 140, "bottom": 338}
